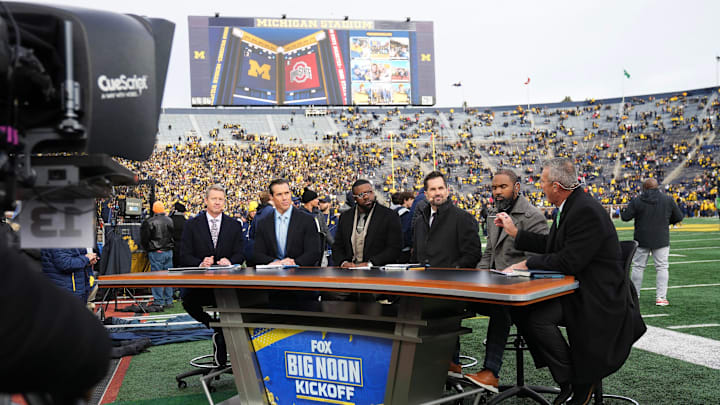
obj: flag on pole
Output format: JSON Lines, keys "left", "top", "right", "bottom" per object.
{"left": 452, "top": 81, "right": 462, "bottom": 87}
{"left": 623, "top": 69, "right": 631, "bottom": 79}
{"left": 524, "top": 77, "right": 531, "bottom": 85}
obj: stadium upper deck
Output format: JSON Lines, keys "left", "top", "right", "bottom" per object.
{"left": 127, "top": 86, "right": 719, "bottom": 218}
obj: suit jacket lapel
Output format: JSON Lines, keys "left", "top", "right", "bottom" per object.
{"left": 548, "top": 189, "right": 580, "bottom": 252}
{"left": 286, "top": 208, "right": 298, "bottom": 255}
{"left": 215, "top": 214, "right": 227, "bottom": 253}
{"left": 362, "top": 206, "right": 379, "bottom": 258}
{"left": 547, "top": 219, "right": 558, "bottom": 252}
{"left": 269, "top": 213, "right": 278, "bottom": 257}
{"left": 494, "top": 219, "right": 508, "bottom": 249}
{"left": 201, "top": 212, "right": 214, "bottom": 252}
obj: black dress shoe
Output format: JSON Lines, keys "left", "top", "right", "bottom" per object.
{"left": 567, "top": 382, "right": 595, "bottom": 405}
{"left": 553, "top": 382, "right": 572, "bottom": 405}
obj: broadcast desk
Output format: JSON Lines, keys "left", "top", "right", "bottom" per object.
{"left": 99, "top": 267, "right": 578, "bottom": 405}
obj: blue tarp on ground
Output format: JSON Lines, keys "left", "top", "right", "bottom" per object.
{"left": 107, "top": 314, "right": 213, "bottom": 346}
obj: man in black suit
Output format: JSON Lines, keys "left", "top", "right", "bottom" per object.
{"left": 411, "top": 171, "right": 482, "bottom": 378}
{"left": 332, "top": 179, "right": 402, "bottom": 267}
{"left": 254, "top": 179, "right": 321, "bottom": 267}
{"left": 412, "top": 171, "right": 482, "bottom": 268}
{"left": 179, "top": 184, "right": 244, "bottom": 367}
{"left": 495, "top": 158, "right": 646, "bottom": 405}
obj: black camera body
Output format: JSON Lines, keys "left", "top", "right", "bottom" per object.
{"left": 0, "top": 2, "right": 174, "bottom": 246}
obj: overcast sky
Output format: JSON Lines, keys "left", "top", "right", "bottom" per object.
{"left": 19, "top": 0, "right": 720, "bottom": 108}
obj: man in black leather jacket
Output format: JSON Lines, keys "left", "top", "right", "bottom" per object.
{"left": 141, "top": 201, "right": 175, "bottom": 308}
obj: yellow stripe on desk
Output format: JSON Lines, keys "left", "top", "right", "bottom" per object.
{"left": 296, "top": 395, "right": 355, "bottom": 405}
{"left": 251, "top": 328, "right": 303, "bottom": 352}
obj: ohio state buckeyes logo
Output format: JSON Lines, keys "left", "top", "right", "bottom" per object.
{"left": 290, "top": 61, "right": 313, "bottom": 83}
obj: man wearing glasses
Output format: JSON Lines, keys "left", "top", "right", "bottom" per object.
{"left": 332, "top": 179, "right": 402, "bottom": 268}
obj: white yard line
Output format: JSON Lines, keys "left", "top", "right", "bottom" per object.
{"left": 641, "top": 314, "right": 669, "bottom": 318}
{"left": 640, "top": 283, "right": 720, "bottom": 291}
{"left": 642, "top": 259, "right": 720, "bottom": 266}
{"left": 672, "top": 247, "right": 720, "bottom": 251}
{"left": 667, "top": 324, "right": 720, "bottom": 330}
{"left": 634, "top": 325, "right": 720, "bottom": 370}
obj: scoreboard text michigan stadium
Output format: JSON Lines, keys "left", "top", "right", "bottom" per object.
{"left": 188, "top": 16, "right": 436, "bottom": 107}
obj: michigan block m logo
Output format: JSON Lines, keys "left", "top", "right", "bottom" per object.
{"left": 248, "top": 60, "right": 272, "bottom": 80}
{"left": 193, "top": 50, "right": 206, "bottom": 59}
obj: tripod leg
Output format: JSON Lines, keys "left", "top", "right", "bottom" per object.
{"left": 125, "top": 288, "right": 147, "bottom": 313}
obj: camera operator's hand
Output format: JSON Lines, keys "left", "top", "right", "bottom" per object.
{"left": 200, "top": 256, "right": 214, "bottom": 267}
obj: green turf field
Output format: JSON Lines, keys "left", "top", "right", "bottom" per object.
{"left": 108, "top": 217, "right": 720, "bottom": 404}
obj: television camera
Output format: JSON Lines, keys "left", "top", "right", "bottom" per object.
{"left": 0, "top": 2, "right": 174, "bottom": 248}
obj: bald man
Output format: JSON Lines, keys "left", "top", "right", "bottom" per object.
{"left": 621, "top": 178, "right": 683, "bottom": 306}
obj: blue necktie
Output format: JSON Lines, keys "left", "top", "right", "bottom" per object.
{"left": 277, "top": 217, "right": 287, "bottom": 258}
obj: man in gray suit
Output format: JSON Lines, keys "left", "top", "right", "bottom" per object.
{"left": 479, "top": 169, "right": 549, "bottom": 270}
{"left": 466, "top": 169, "right": 548, "bottom": 392}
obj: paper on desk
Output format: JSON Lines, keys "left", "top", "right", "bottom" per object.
{"left": 255, "top": 264, "right": 299, "bottom": 270}
{"left": 490, "top": 268, "right": 530, "bottom": 277}
{"left": 381, "top": 263, "right": 423, "bottom": 271}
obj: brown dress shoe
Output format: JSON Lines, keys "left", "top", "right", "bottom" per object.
{"left": 448, "top": 361, "right": 464, "bottom": 378}
{"left": 464, "top": 369, "right": 499, "bottom": 393}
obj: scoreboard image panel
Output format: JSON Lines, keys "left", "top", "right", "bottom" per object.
{"left": 189, "top": 16, "right": 436, "bottom": 106}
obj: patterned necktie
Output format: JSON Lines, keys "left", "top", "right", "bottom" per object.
{"left": 210, "top": 218, "right": 219, "bottom": 248}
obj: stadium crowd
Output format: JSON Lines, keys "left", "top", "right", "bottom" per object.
{"left": 118, "top": 89, "right": 720, "bottom": 223}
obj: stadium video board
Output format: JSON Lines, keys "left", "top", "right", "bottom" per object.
{"left": 188, "top": 16, "right": 436, "bottom": 106}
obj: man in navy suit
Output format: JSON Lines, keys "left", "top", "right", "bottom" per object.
{"left": 253, "top": 179, "right": 322, "bottom": 267}
{"left": 179, "top": 184, "right": 244, "bottom": 367}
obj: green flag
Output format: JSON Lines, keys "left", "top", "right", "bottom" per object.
{"left": 623, "top": 69, "right": 631, "bottom": 79}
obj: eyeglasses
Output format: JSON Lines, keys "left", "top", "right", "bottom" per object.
{"left": 353, "top": 190, "right": 374, "bottom": 199}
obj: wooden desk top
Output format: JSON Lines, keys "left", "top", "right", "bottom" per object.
{"left": 99, "top": 267, "right": 577, "bottom": 306}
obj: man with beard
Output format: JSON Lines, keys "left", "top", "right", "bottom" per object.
{"left": 332, "top": 179, "right": 402, "bottom": 268}
{"left": 465, "top": 169, "right": 548, "bottom": 392}
{"left": 412, "top": 171, "right": 481, "bottom": 268}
